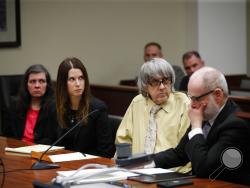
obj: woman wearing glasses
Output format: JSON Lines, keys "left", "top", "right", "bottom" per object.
{"left": 116, "top": 58, "right": 191, "bottom": 173}
{"left": 5, "top": 64, "right": 58, "bottom": 144}
{"left": 56, "top": 57, "right": 114, "bottom": 158}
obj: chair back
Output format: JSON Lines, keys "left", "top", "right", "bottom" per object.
{"left": 0, "top": 74, "right": 24, "bottom": 135}
{"left": 108, "top": 115, "right": 122, "bottom": 143}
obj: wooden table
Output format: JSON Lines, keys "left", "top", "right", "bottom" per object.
{"left": 0, "top": 136, "right": 248, "bottom": 188}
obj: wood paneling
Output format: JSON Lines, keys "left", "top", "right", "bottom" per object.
{"left": 90, "top": 84, "right": 250, "bottom": 116}
{"left": 90, "top": 84, "right": 138, "bottom": 116}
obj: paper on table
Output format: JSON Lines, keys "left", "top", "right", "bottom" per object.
{"left": 5, "top": 144, "right": 64, "bottom": 154}
{"left": 131, "top": 168, "right": 173, "bottom": 175}
{"left": 49, "top": 152, "right": 98, "bottom": 162}
{"left": 56, "top": 168, "right": 138, "bottom": 184}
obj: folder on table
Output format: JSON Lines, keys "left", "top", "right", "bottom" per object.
{"left": 5, "top": 144, "right": 64, "bottom": 154}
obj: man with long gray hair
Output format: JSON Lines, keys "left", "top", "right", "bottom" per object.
{"left": 116, "top": 58, "right": 191, "bottom": 173}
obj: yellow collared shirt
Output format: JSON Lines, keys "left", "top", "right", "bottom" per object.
{"left": 116, "top": 92, "right": 191, "bottom": 173}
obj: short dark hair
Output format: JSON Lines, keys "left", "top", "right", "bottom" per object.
{"left": 144, "top": 42, "right": 162, "bottom": 51}
{"left": 182, "top": 51, "right": 201, "bottom": 62}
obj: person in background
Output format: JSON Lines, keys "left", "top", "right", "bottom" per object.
{"left": 119, "top": 42, "right": 185, "bottom": 89}
{"left": 179, "top": 51, "right": 204, "bottom": 91}
{"left": 5, "top": 64, "right": 58, "bottom": 144}
{"left": 143, "top": 42, "right": 185, "bottom": 90}
{"left": 116, "top": 58, "right": 191, "bottom": 173}
{"left": 56, "top": 57, "right": 114, "bottom": 158}
{"left": 153, "top": 66, "right": 250, "bottom": 185}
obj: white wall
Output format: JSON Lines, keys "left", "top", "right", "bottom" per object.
{"left": 0, "top": 0, "right": 248, "bottom": 84}
{"left": 248, "top": 0, "right": 250, "bottom": 76}
{"left": 198, "top": 0, "right": 246, "bottom": 75}
{"left": 0, "top": 0, "right": 197, "bottom": 85}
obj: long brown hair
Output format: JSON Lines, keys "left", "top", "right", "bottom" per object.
{"left": 56, "top": 57, "right": 90, "bottom": 128}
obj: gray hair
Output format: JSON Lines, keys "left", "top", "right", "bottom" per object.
{"left": 191, "top": 66, "right": 229, "bottom": 97}
{"left": 137, "top": 58, "right": 175, "bottom": 97}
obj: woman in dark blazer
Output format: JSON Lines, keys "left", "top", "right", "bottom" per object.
{"left": 5, "top": 64, "right": 58, "bottom": 145}
{"left": 56, "top": 57, "right": 114, "bottom": 158}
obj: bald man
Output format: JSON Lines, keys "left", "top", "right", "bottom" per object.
{"left": 153, "top": 67, "right": 250, "bottom": 185}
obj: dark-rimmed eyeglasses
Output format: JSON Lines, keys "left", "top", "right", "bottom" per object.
{"left": 149, "top": 77, "right": 171, "bottom": 87}
{"left": 188, "top": 90, "right": 214, "bottom": 101}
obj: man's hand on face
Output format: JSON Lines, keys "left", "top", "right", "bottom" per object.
{"left": 188, "top": 103, "right": 206, "bottom": 129}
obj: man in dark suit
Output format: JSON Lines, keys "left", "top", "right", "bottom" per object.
{"left": 153, "top": 66, "right": 250, "bottom": 185}
{"left": 179, "top": 51, "right": 204, "bottom": 91}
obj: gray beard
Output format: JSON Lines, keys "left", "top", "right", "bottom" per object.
{"left": 203, "top": 96, "right": 220, "bottom": 121}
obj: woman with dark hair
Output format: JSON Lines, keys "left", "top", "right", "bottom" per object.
{"left": 56, "top": 57, "right": 114, "bottom": 158}
{"left": 6, "top": 64, "right": 58, "bottom": 144}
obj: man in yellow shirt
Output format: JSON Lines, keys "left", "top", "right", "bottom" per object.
{"left": 116, "top": 58, "right": 191, "bottom": 173}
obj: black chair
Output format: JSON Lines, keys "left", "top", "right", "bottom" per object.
{"left": 119, "top": 78, "right": 137, "bottom": 86}
{"left": 108, "top": 114, "right": 122, "bottom": 155}
{"left": 0, "top": 75, "right": 24, "bottom": 135}
{"left": 108, "top": 115, "right": 122, "bottom": 140}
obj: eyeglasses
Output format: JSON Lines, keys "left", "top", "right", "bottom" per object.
{"left": 28, "top": 79, "right": 46, "bottom": 85}
{"left": 149, "top": 77, "right": 171, "bottom": 87}
{"left": 188, "top": 90, "right": 214, "bottom": 101}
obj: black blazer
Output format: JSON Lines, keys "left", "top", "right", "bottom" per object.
{"left": 5, "top": 98, "right": 58, "bottom": 145}
{"left": 154, "top": 100, "right": 250, "bottom": 185}
{"left": 179, "top": 75, "right": 189, "bottom": 92}
{"left": 58, "top": 97, "right": 114, "bottom": 158}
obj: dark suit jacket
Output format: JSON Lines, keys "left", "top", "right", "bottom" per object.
{"left": 58, "top": 97, "right": 114, "bottom": 158}
{"left": 5, "top": 98, "right": 58, "bottom": 145}
{"left": 154, "top": 100, "right": 250, "bottom": 185}
{"left": 179, "top": 75, "right": 189, "bottom": 92}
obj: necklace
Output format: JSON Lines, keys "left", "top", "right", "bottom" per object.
{"left": 69, "top": 110, "right": 78, "bottom": 124}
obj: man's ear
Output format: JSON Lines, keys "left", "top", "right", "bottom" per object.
{"left": 214, "top": 88, "right": 222, "bottom": 97}
{"left": 213, "top": 88, "right": 223, "bottom": 104}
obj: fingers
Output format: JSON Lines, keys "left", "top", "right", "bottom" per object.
{"left": 188, "top": 103, "right": 204, "bottom": 129}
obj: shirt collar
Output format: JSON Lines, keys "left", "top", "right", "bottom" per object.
{"left": 146, "top": 93, "right": 175, "bottom": 113}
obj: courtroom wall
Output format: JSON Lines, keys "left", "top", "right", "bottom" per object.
{"left": 198, "top": 0, "right": 247, "bottom": 75}
{"left": 0, "top": 0, "right": 248, "bottom": 85}
{"left": 248, "top": 0, "right": 250, "bottom": 76}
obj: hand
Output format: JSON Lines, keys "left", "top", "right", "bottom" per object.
{"left": 188, "top": 103, "right": 206, "bottom": 129}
